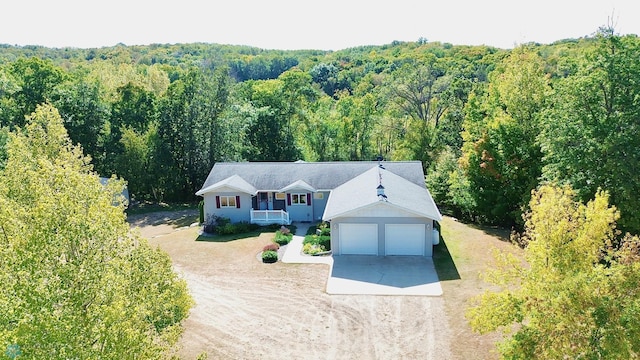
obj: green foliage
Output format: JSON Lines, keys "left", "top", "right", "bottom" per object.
{"left": 302, "top": 243, "right": 326, "bottom": 255}
{"left": 302, "top": 221, "right": 332, "bottom": 254}
{"left": 274, "top": 228, "right": 293, "bottom": 245}
{"left": 0, "top": 104, "right": 192, "bottom": 358}
{"left": 198, "top": 200, "right": 204, "bottom": 224}
{"left": 539, "top": 30, "right": 640, "bottom": 233}
{"left": 7, "top": 57, "right": 66, "bottom": 127}
{"left": 459, "top": 48, "right": 549, "bottom": 226}
{"left": 157, "top": 66, "right": 232, "bottom": 200}
{"left": 214, "top": 221, "right": 254, "bottom": 235}
{"left": 467, "top": 185, "right": 640, "bottom": 359}
{"left": 261, "top": 250, "right": 278, "bottom": 263}
{"left": 3, "top": 34, "right": 640, "bottom": 234}
{"left": 303, "top": 234, "right": 331, "bottom": 252}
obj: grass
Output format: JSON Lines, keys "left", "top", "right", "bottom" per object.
{"left": 432, "top": 236, "right": 461, "bottom": 281}
{"left": 435, "top": 216, "right": 523, "bottom": 360}
{"left": 196, "top": 224, "right": 296, "bottom": 243}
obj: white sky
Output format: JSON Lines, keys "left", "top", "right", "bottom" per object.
{"left": 2, "top": 1, "right": 638, "bottom": 50}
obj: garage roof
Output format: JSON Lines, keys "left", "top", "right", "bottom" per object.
{"left": 322, "top": 166, "right": 442, "bottom": 221}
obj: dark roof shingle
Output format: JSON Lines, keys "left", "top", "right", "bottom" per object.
{"left": 197, "top": 161, "right": 425, "bottom": 192}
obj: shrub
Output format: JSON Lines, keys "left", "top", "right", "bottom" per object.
{"left": 317, "top": 222, "right": 331, "bottom": 236}
{"left": 303, "top": 234, "right": 331, "bottom": 251}
{"left": 307, "top": 222, "right": 331, "bottom": 236}
{"left": 263, "top": 243, "right": 280, "bottom": 252}
{"left": 303, "top": 243, "right": 326, "bottom": 255}
{"left": 274, "top": 229, "right": 293, "bottom": 245}
{"left": 262, "top": 250, "right": 278, "bottom": 263}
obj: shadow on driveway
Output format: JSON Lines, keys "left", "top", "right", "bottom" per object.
{"left": 326, "top": 255, "right": 443, "bottom": 296}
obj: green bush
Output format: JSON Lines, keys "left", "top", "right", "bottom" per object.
{"left": 317, "top": 222, "right": 331, "bottom": 236}
{"left": 303, "top": 234, "right": 331, "bottom": 251}
{"left": 307, "top": 222, "right": 330, "bottom": 236}
{"left": 303, "top": 243, "right": 326, "bottom": 255}
{"left": 262, "top": 250, "right": 278, "bottom": 263}
{"left": 274, "top": 229, "right": 293, "bottom": 245}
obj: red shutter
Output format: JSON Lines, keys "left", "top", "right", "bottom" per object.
{"left": 215, "top": 196, "right": 220, "bottom": 208}
{"left": 287, "top": 193, "right": 291, "bottom": 206}
{"left": 236, "top": 195, "right": 241, "bottom": 208}
{"left": 307, "top": 193, "right": 311, "bottom": 206}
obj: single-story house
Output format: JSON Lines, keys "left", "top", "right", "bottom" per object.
{"left": 196, "top": 161, "right": 442, "bottom": 256}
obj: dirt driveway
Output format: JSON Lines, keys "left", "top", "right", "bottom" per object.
{"left": 130, "top": 211, "right": 515, "bottom": 359}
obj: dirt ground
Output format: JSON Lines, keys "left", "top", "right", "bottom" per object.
{"left": 128, "top": 211, "right": 520, "bottom": 360}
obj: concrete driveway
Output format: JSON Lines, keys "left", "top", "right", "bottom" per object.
{"left": 326, "top": 255, "right": 443, "bottom": 296}
{"left": 282, "top": 223, "right": 442, "bottom": 296}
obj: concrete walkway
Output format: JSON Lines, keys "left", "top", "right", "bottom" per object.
{"left": 281, "top": 222, "right": 442, "bottom": 296}
{"left": 281, "top": 222, "right": 333, "bottom": 265}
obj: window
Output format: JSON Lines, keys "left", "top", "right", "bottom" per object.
{"left": 291, "top": 193, "right": 306, "bottom": 205}
{"left": 220, "top": 195, "right": 236, "bottom": 208}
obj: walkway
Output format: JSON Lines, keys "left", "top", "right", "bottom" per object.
{"left": 281, "top": 222, "right": 332, "bottom": 265}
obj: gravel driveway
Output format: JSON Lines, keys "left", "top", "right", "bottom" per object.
{"left": 133, "top": 216, "right": 453, "bottom": 359}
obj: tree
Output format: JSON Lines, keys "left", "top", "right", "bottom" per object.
{"left": 0, "top": 104, "right": 192, "bottom": 358}
{"left": 53, "top": 78, "right": 110, "bottom": 159}
{"left": 459, "top": 48, "right": 549, "bottom": 226}
{"left": 540, "top": 29, "right": 640, "bottom": 233}
{"left": 466, "top": 185, "right": 640, "bottom": 359}
{"left": 389, "top": 57, "right": 452, "bottom": 165}
{"left": 8, "top": 57, "right": 66, "bottom": 126}
{"left": 335, "top": 91, "right": 378, "bottom": 160}
{"left": 157, "top": 67, "right": 231, "bottom": 199}
{"left": 241, "top": 69, "right": 315, "bottom": 161}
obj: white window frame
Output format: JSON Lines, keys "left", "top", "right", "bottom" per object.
{"left": 220, "top": 195, "right": 236, "bottom": 208}
{"left": 291, "top": 193, "right": 307, "bottom": 205}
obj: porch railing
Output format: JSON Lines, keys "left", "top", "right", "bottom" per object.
{"left": 250, "top": 209, "right": 290, "bottom": 225}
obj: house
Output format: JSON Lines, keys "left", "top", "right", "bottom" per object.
{"left": 196, "top": 161, "right": 442, "bottom": 256}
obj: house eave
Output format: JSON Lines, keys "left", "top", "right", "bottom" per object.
{"left": 323, "top": 200, "right": 441, "bottom": 222}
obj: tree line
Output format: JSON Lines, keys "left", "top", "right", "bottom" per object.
{"left": 1, "top": 28, "right": 639, "bottom": 235}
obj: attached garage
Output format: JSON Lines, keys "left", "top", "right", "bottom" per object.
{"left": 385, "top": 224, "right": 425, "bottom": 256}
{"left": 339, "top": 223, "right": 378, "bottom": 255}
{"left": 323, "top": 165, "right": 443, "bottom": 257}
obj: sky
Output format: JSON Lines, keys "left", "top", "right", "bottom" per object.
{"left": 2, "top": 1, "right": 639, "bottom": 50}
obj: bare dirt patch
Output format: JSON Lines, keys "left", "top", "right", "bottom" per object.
{"left": 131, "top": 212, "right": 522, "bottom": 359}
{"left": 128, "top": 209, "right": 199, "bottom": 239}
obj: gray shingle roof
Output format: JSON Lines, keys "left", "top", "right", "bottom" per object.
{"left": 322, "top": 166, "right": 442, "bottom": 221}
{"left": 197, "top": 161, "right": 426, "bottom": 193}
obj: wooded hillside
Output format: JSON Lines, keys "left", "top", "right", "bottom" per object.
{"left": 1, "top": 27, "right": 639, "bottom": 233}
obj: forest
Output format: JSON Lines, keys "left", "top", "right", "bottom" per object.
{"left": 1, "top": 26, "right": 639, "bottom": 234}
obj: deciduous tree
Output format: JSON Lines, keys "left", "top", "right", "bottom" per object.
{"left": 540, "top": 28, "right": 640, "bottom": 233}
{"left": 0, "top": 104, "right": 192, "bottom": 358}
{"left": 467, "top": 185, "right": 640, "bottom": 359}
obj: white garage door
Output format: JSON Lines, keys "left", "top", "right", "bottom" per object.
{"left": 340, "top": 223, "right": 378, "bottom": 255}
{"left": 385, "top": 224, "right": 425, "bottom": 255}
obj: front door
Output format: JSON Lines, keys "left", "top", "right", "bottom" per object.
{"left": 259, "top": 192, "right": 269, "bottom": 210}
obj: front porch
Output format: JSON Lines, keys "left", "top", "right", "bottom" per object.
{"left": 250, "top": 209, "right": 290, "bottom": 225}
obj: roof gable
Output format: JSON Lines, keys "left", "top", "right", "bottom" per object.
{"left": 195, "top": 174, "right": 258, "bottom": 196}
{"left": 322, "top": 166, "right": 442, "bottom": 221}
{"left": 279, "top": 179, "right": 316, "bottom": 193}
